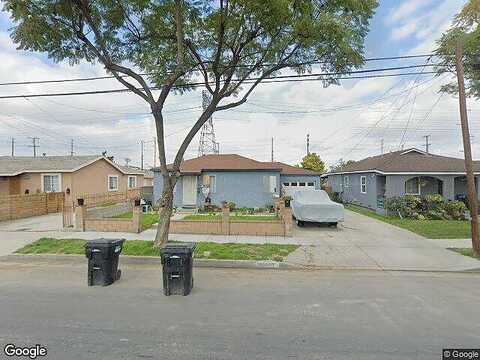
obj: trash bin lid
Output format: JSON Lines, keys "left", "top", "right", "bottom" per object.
{"left": 160, "top": 243, "right": 196, "bottom": 255}
{"left": 85, "top": 238, "right": 125, "bottom": 248}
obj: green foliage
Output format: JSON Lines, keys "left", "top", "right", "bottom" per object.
{"left": 385, "top": 195, "right": 466, "bottom": 220}
{"left": 330, "top": 192, "right": 343, "bottom": 204}
{"left": 329, "top": 158, "right": 356, "bottom": 172}
{"left": 299, "top": 152, "right": 326, "bottom": 173}
{"left": 4, "top": 0, "right": 378, "bottom": 93}
{"left": 435, "top": 0, "right": 480, "bottom": 98}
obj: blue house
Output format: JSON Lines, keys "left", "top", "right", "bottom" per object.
{"left": 153, "top": 154, "right": 321, "bottom": 209}
{"left": 322, "top": 148, "right": 480, "bottom": 214}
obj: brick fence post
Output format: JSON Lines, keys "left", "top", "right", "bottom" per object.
{"left": 282, "top": 207, "right": 293, "bottom": 237}
{"left": 132, "top": 204, "right": 142, "bottom": 233}
{"left": 75, "top": 200, "right": 86, "bottom": 231}
{"left": 222, "top": 205, "right": 230, "bottom": 235}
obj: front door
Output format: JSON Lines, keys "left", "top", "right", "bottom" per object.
{"left": 182, "top": 176, "right": 197, "bottom": 206}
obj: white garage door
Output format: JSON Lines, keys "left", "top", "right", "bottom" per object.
{"left": 282, "top": 181, "right": 316, "bottom": 197}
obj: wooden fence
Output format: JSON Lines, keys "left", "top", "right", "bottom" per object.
{"left": 72, "top": 188, "right": 142, "bottom": 208}
{"left": 0, "top": 192, "right": 64, "bottom": 222}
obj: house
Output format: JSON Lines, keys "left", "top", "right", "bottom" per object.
{"left": 0, "top": 155, "right": 148, "bottom": 204}
{"left": 322, "top": 148, "right": 480, "bottom": 213}
{"left": 119, "top": 166, "right": 154, "bottom": 186}
{"left": 153, "top": 154, "right": 321, "bottom": 208}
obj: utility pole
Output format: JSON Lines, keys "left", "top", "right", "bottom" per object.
{"left": 271, "top": 137, "right": 274, "bottom": 162}
{"left": 140, "top": 140, "right": 144, "bottom": 170}
{"left": 11, "top": 137, "right": 15, "bottom": 157}
{"left": 423, "top": 135, "right": 431, "bottom": 154}
{"left": 306, "top": 134, "right": 310, "bottom": 155}
{"left": 29, "top": 137, "right": 39, "bottom": 157}
{"left": 70, "top": 139, "right": 74, "bottom": 156}
{"left": 381, "top": 139, "right": 384, "bottom": 155}
{"left": 153, "top": 137, "right": 157, "bottom": 168}
{"left": 455, "top": 43, "right": 480, "bottom": 256}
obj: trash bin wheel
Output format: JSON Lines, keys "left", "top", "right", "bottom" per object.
{"left": 328, "top": 222, "right": 338, "bottom": 228}
{"left": 296, "top": 219, "right": 305, "bottom": 227}
{"left": 116, "top": 269, "right": 122, "bottom": 281}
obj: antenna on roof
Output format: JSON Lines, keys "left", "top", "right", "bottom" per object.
{"left": 423, "top": 135, "right": 431, "bottom": 154}
{"left": 271, "top": 137, "right": 274, "bottom": 162}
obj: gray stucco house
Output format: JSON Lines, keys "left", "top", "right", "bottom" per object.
{"left": 153, "top": 154, "right": 321, "bottom": 209}
{"left": 322, "top": 148, "right": 480, "bottom": 213}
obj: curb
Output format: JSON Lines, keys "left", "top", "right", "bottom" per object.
{"left": 1, "top": 254, "right": 480, "bottom": 273}
{"left": 0, "top": 254, "right": 295, "bottom": 270}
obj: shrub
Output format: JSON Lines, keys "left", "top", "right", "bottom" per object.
{"left": 330, "top": 192, "right": 343, "bottom": 204}
{"left": 444, "top": 200, "right": 467, "bottom": 220}
{"left": 386, "top": 195, "right": 466, "bottom": 220}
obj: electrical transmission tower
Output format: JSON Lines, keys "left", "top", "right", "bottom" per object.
{"left": 198, "top": 90, "right": 219, "bottom": 156}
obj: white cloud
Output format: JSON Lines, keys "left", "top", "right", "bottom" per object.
{"left": 387, "top": 0, "right": 435, "bottom": 24}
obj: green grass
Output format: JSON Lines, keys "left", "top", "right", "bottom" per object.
{"left": 346, "top": 204, "right": 473, "bottom": 239}
{"left": 449, "top": 248, "right": 480, "bottom": 259}
{"left": 16, "top": 238, "right": 298, "bottom": 262}
{"left": 183, "top": 214, "right": 279, "bottom": 221}
{"left": 113, "top": 212, "right": 159, "bottom": 229}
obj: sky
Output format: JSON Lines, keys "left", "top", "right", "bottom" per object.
{"left": 0, "top": 0, "right": 473, "bottom": 170}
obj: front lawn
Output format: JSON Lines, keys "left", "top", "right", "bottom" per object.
{"left": 16, "top": 238, "right": 298, "bottom": 262}
{"left": 183, "top": 214, "right": 279, "bottom": 221}
{"left": 449, "top": 248, "right": 480, "bottom": 259}
{"left": 346, "top": 204, "right": 473, "bottom": 239}
{"left": 113, "top": 212, "right": 159, "bottom": 229}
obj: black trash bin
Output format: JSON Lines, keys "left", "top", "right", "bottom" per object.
{"left": 160, "top": 243, "right": 196, "bottom": 296}
{"left": 85, "top": 238, "right": 125, "bottom": 286}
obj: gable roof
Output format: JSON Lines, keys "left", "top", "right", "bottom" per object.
{"left": 0, "top": 155, "right": 144, "bottom": 176}
{"left": 118, "top": 165, "right": 154, "bottom": 178}
{"left": 153, "top": 154, "right": 321, "bottom": 176}
{"left": 324, "top": 148, "right": 480, "bottom": 175}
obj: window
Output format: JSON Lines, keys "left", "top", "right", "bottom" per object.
{"left": 108, "top": 175, "right": 118, "bottom": 191}
{"left": 405, "top": 177, "right": 420, "bottom": 195}
{"left": 42, "top": 174, "right": 61, "bottom": 193}
{"left": 291, "top": 182, "right": 298, "bottom": 186}
{"left": 307, "top": 182, "right": 314, "bottom": 186}
{"left": 344, "top": 176, "right": 350, "bottom": 188}
{"left": 360, "top": 176, "right": 367, "bottom": 194}
{"left": 269, "top": 176, "right": 277, "bottom": 193}
{"left": 299, "top": 182, "right": 306, "bottom": 186}
{"left": 209, "top": 175, "right": 216, "bottom": 193}
{"left": 283, "top": 182, "right": 289, "bottom": 187}
{"left": 128, "top": 176, "right": 137, "bottom": 189}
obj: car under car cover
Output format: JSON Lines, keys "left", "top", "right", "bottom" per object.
{"left": 291, "top": 190, "right": 345, "bottom": 223}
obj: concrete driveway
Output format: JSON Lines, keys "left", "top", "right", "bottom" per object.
{"left": 286, "top": 210, "right": 480, "bottom": 271}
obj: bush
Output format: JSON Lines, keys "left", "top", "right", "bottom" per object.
{"left": 330, "top": 192, "right": 343, "bottom": 204}
{"left": 386, "top": 195, "right": 466, "bottom": 220}
{"left": 444, "top": 200, "right": 467, "bottom": 220}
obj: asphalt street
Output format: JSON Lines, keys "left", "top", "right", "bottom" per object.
{"left": 1, "top": 261, "right": 480, "bottom": 360}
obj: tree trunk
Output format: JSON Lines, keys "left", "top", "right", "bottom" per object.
{"left": 154, "top": 175, "right": 176, "bottom": 247}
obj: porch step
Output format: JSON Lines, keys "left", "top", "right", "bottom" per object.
{"left": 176, "top": 207, "right": 198, "bottom": 214}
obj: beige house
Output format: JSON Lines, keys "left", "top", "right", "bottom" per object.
{"left": 0, "top": 155, "right": 149, "bottom": 204}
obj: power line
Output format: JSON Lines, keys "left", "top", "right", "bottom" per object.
{"left": 0, "top": 54, "right": 438, "bottom": 87}
{"left": 0, "top": 69, "right": 439, "bottom": 100}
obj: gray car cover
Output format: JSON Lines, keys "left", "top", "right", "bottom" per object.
{"left": 292, "top": 190, "right": 344, "bottom": 223}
